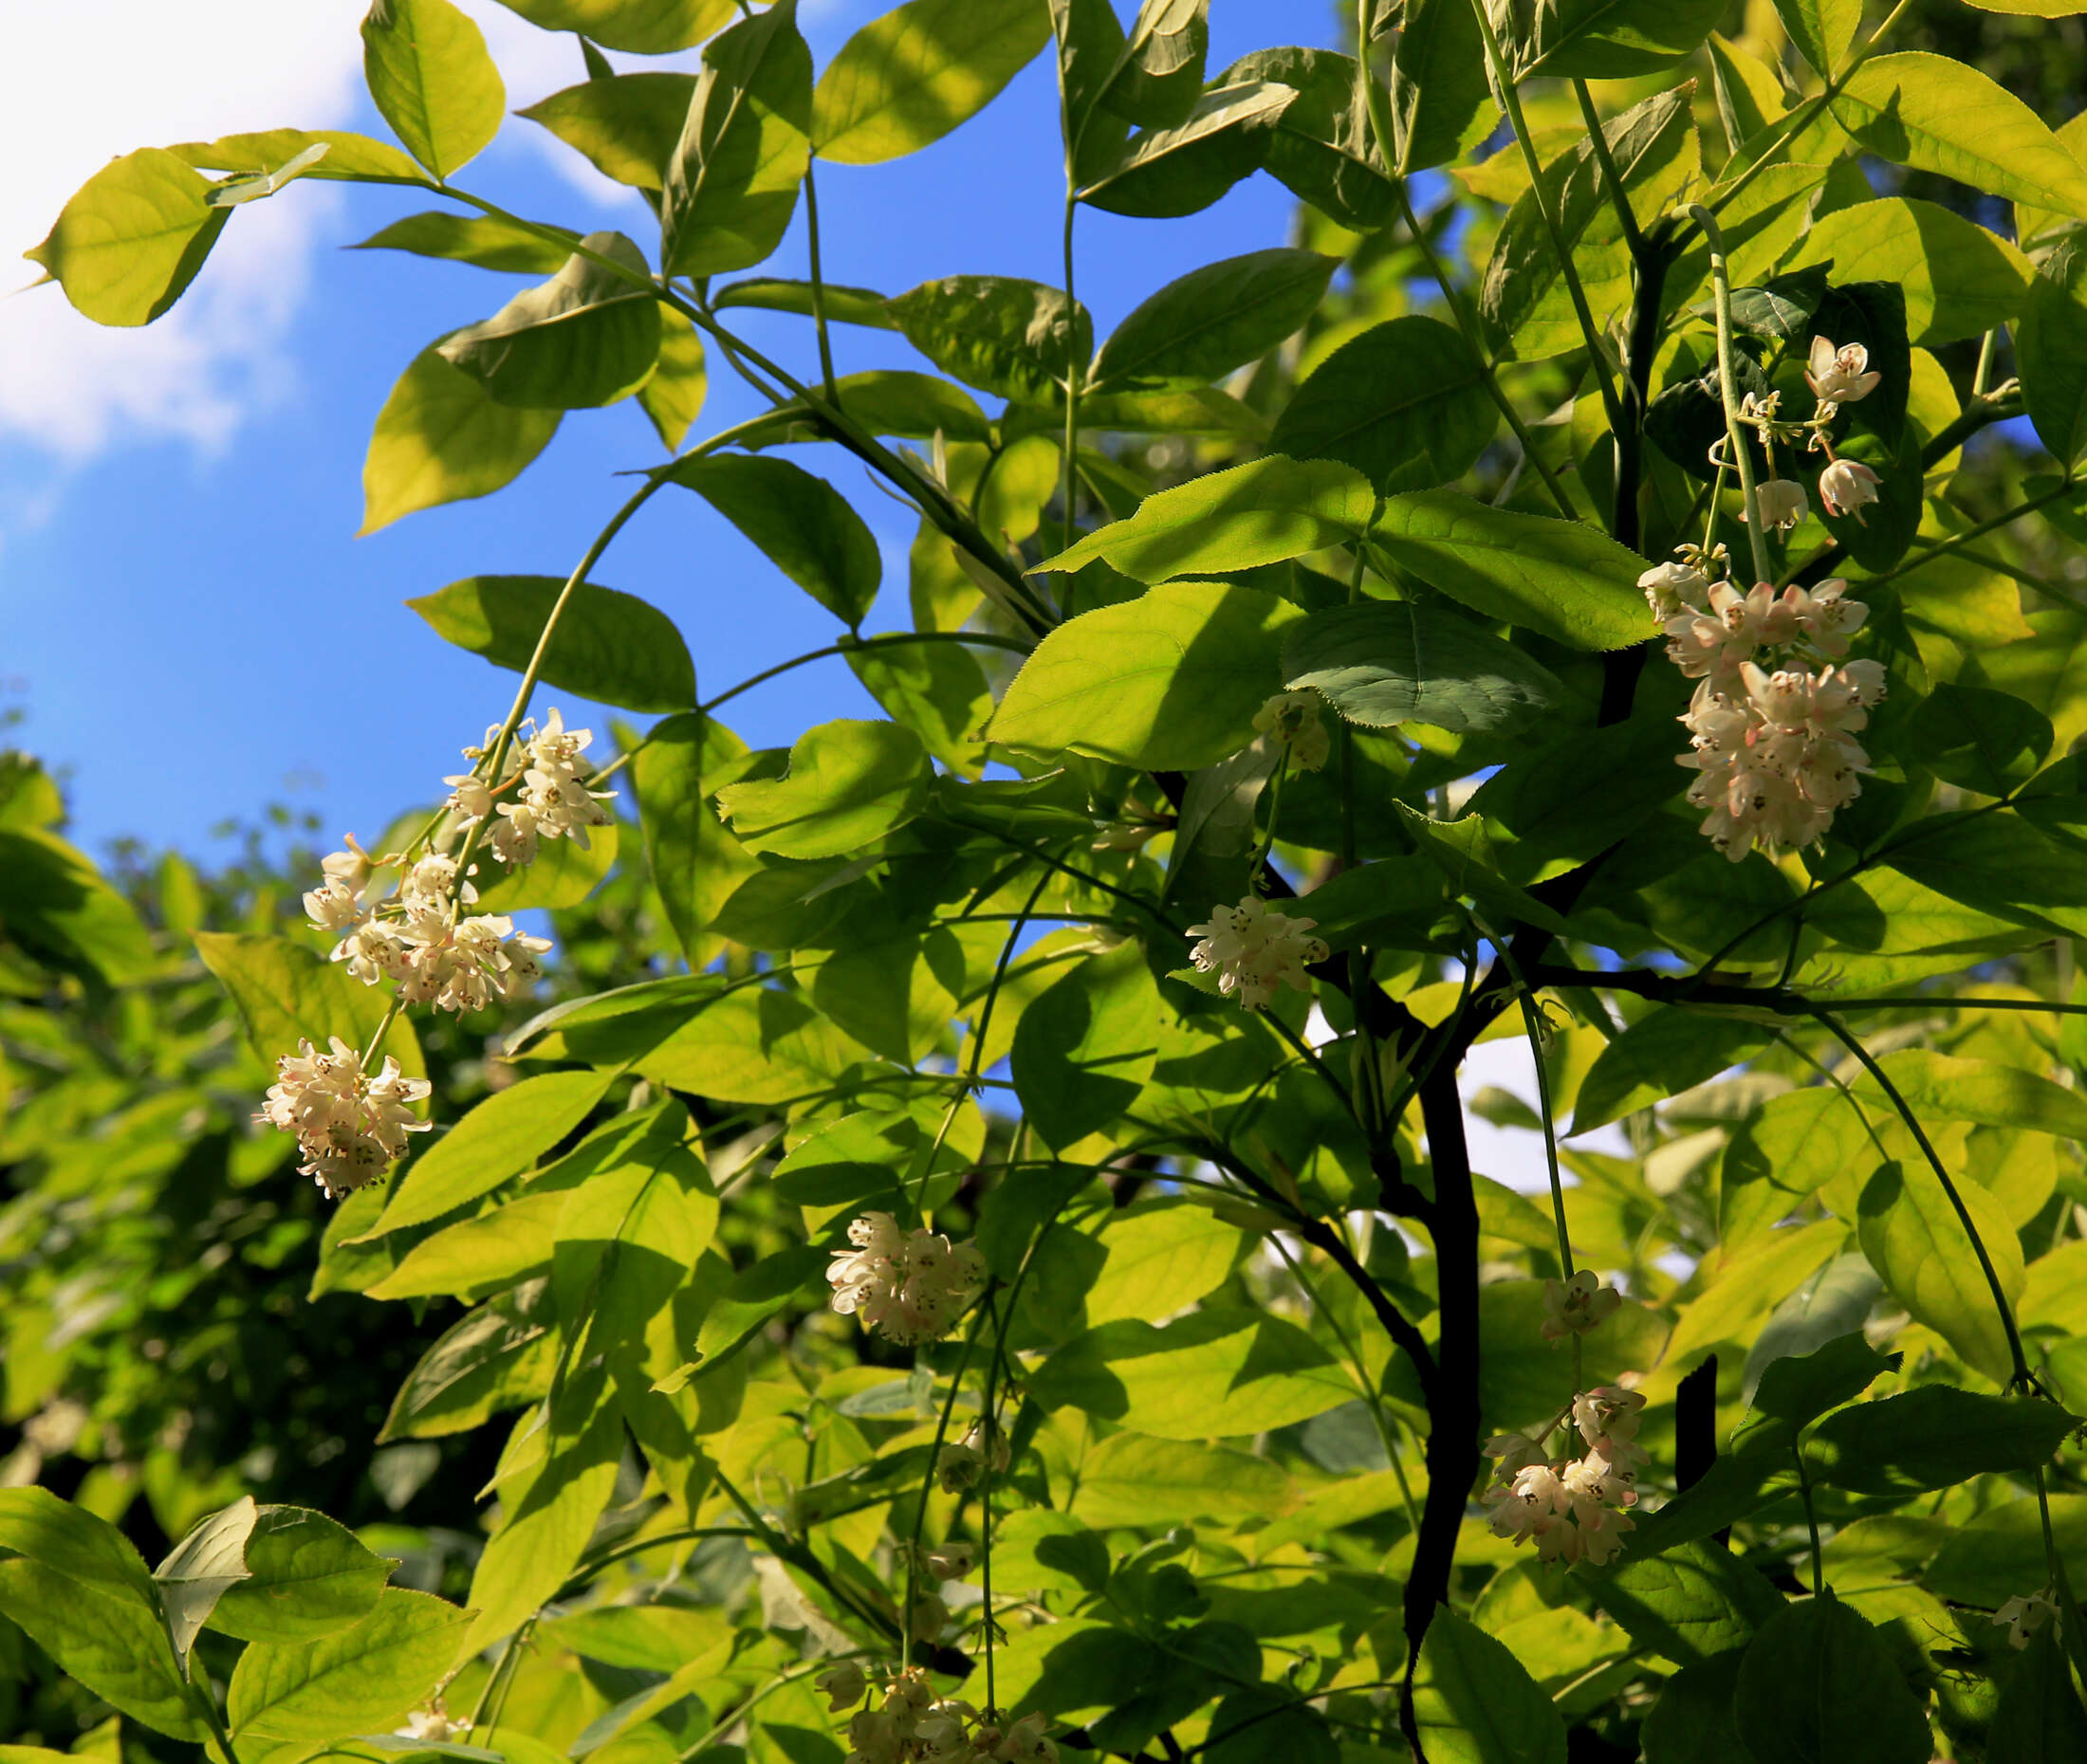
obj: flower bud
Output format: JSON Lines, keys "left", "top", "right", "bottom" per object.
{"left": 1818, "top": 457, "right": 1881, "bottom": 523}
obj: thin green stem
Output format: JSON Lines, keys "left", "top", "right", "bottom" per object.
{"left": 1794, "top": 1447, "right": 1825, "bottom": 1597}
{"left": 1808, "top": 1006, "right": 2035, "bottom": 1390}
{"left": 1691, "top": 204, "right": 1773, "bottom": 584}
{"left": 802, "top": 158, "right": 840, "bottom": 402}
{"left": 1469, "top": 3, "right": 1623, "bottom": 437}
{"left": 1854, "top": 478, "right": 2076, "bottom": 594}
{"left": 698, "top": 630, "right": 1032, "bottom": 717}
{"left": 1060, "top": 193, "right": 1080, "bottom": 564}
{"left": 1571, "top": 82, "right": 1646, "bottom": 264}
{"left": 902, "top": 1300, "right": 993, "bottom": 1672}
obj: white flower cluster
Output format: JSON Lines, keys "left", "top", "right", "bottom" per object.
{"left": 1542, "top": 1270, "right": 1621, "bottom": 1343}
{"left": 827, "top": 1212, "right": 988, "bottom": 1347}
{"left": 1483, "top": 1385, "right": 1647, "bottom": 1568}
{"left": 1252, "top": 689, "right": 1331, "bottom": 772}
{"left": 1730, "top": 337, "right": 1885, "bottom": 533}
{"left": 1993, "top": 1589, "right": 2059, "bottom": 1649}
{"left": 446, "top": 708, "right": 614, "bottom": 867}
{"left": 258, "top": 1036, "right": 432, "bottom": 1199}
{"left": 1186, "top": 895, "right": 1328, "bottom": 1010}
{"left": 819, "top": 1665, "right": 1058, "bottom": 1764}
{"left": 1642, "top": 558, "right": 1887, "bottom": 863}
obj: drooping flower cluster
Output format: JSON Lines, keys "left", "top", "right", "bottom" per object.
{"left": 1483, "top": 1385, "right": 1648, "bottom": 1568}
{"left": 1723, "top": 338, "right": 1886, "bottom": 533}
{"left": 1542, "top": 1270, "right": 1621, "bottom": 1342}
{"left": 317, "top": 846, "right": 552, "bottom": 1014}
{"left": 1185, "top": 895, "right": 1328, "bottom": 1010}
{"left": 446, "top": 708, "right": 615, "bottom": 867}
{"left": 1643, "top": 555, "right": 1887, "bottom": 863}
{"left": 1252, "top": 689, "right": 1331, "bottom": 772}
{"left": 827, "top": 1212, "right": 988, "bottom": 1346}
{"left": 258, "top": 1036, "right": 432, "bottom": 1199}
{"left": 823, "top": 1666, "right": 1058, "bottom": 1764}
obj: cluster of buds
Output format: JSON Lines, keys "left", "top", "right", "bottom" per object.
{"left": 1252, "top": 690, "right": 1331, "bottom": 773}
{"left": 1719, "top": 337, "right": 1884, "bottom": 533}
{"left": 447, "top": 707, "right": 614, "bottom": 867}
{"left": 1185, "top": 895, "right": 1328, "bottom": 1010}
{"left": 1642, "top": 550, "right": 1886, "bottom": 863}
{"left": 827, "top": 1213, "right": 988, "bottom": 1347}
{"left": 1542, "top": 1270, "right": 1621, "bottom": 1343}
{"left": 1993, "top": 1589, "right": 2060, "bottom": 1649}
{"left": 1483, "top": 1386, "right": 1648, "bottom": 1568}
{"left": 258, "top": 1036, "right": 432, "bottom": 1199}
{"left": 818, "top": 1665, "right": 1058, "bottom": 1764}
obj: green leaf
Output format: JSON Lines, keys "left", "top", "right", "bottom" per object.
{"left": 1806, "top": 1389, "right": 2075, "bottom": 1497}
{"left": 436, "top": 231, "right": 661, "bottom": 409}
{"left": 638, "top": 306, "right": 708, "bottom": 450}
{"left": 472, "top": 818, "right": 619, "bottom": 913}
{"left": 712, "top": 277, "right": 897, "bottom": 328}
{"left": 985, "top": 580, "right": 1304, "bottom": 770}
{"left": 207, "top": 1506, "right": 394, "bottom": 1645}
{"left": 886, "top": 275, "right": 1089, "bottom": 404}
{"left": 1390, "top": 0, "right": 1492, "bottom": 175}
{"left": 360, "top": 0, "right": 505, "bottom": 179}
{"left": 1791, "top": 198, "right": 2032, "bottom": 346}
{"left": 1010, "top": 944, "right": 1162, "bottom": 1149}
{"left": 1483, "top": 88, "right": 1697, "bottom": 359}
{"left": 1108, "top": 0, "right": 1210, "bottom": 130}
{"left": 714, "top": 719, "right": 933, "bottom": 859}
{"left": 156, "top": 1498, "right": 256, "bottom": 1665}
{"left": 630, "top": 985, "right": 867, "bottom": 1102}
{"left": 1039, "top": 455, "right": 1375, "bottom": 583}
{"left": 634, "top": 714, "right": 758, "bottom": 965}
{"left": 1585, "top": 1541, "right": 1784, "bottom": 1668}
{"left": 1204, "top": 1686, "right": 1339, "bottom": 1764}
{"left": 812, "top": 0, "right": 1051, "bottom": 164}
{"left": 2019, "top": 232, "right": 2087, "bottom": 469}
{"left": 1218, "top": 46, "right": 1398, "bottom": 229}
{"left": 195, "top": 930, "right": 424, "bottom": 1077}
{"left": 0, "top": 829, "right": 157, "bottom": 986}
{"left": 228, "top": 1587, "right": 474, "bottom": 1740}
{"left": 407, "top": 574, "right": 694, "bottom": 712}
{"left": 1857, "top": 1160, "right": 2026, "bottom": 1385}
{"left": 1989, "top": 1626, "right": 2087, "bottom": 1764}
{"left": 1082, "top": 1199, "right": 1244, "bottom": 1326}
{"left": 169, "top": 128, "right": 428, "bottom": 183}
{"left": 365, "top": 1191, "right": 564, "bottom": 1301}
{"left": 1090, "top": 249, "right": 1334, "bottom": 392}
{"left": 1512, "top": 0, "right": 1726, "bottom": 78}
{"left": 492, "top": 0, "right": 736, "bottom": 53}
{"left": 1638, "top": 1651, "right": 1749, "bottom": 1764}
{"left": 1571, "top": 1011, "right": 1774, "bottom": 1135}
{"left": 352, "top": 210, "right": 576, "bottom": 273}
{"left": 1412, "top": 1608, "right": 1568, "bottom": 1764}
{"left": 847, "top": 640, "right": 993, "bottom": 777}
{"left": 380, "top": 1278, "right": 559, "bottom": 1440}
{"left": 733, "top": 368, "right": 990, "bottom": 448}
{"left": 1282, "top": 599, "right": 1561, "bottom": 736}
{"left": 1731, "top": 1589, "right": 1931, "bottom": 1764}
{"left": 360, "top": 344, "right": 561, "bottom": 533}
{"left": 519, "top": 73, "right": 694, "bottom": 190}
{"left": 1887, "top": 813, "right": 2087, "bottom": 942}
{"left": 1079, "top": 81, "right": 1293, "bottom": 218}
{"left": 691, "top": 1242, "right": 827, "bottom": 1369}
{"left": 1832, "top": 53, "right": 2087, "bottom": 220}
{"left": 1371, "top": 491, "right": 1652, "bottom": 652}
{"left": 660, "top": 0, "right": 812, "bottom": 279}
{"left": 363, "top": 1069, "right": 616, "bottom": 1238}
{"left": 554, "top": 1138, "right": 713, "bottom": 1355}
{"left": 1902, "top": 684, "right": 2054, "bottom": 796}
{"left": 1269, "top": 316, "right": 1498, "bottom": 490}
{"left": 666, "top": 453, "right": 881, "bottom": 627}
{"left": 1069, "top": 1432, "right": 1292, "bottom": 1529}
{"left": 1864, "top": 1049, "right": 2087, "bottom": 1142}
{"left": 26, "top": 147, "right": 229, "bottom": 327}
{"left": 1032, "top": 1309, "right": 1354, "bottom": 1438}
{"left": 0, "top": 1491, "right": 201, "bottom": 1741}
{"left": 1773, "top": 0, "right": 1861, "bottom": 77}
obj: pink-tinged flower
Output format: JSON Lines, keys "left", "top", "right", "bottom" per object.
{"left": 1576, "top": 1505, "right": 1635, "bottom": 1567}
{"left": 1573, "top": 1386, "right": 1647, "bottom": 1450}
{"left": 1805, "top": 336, "right": 1881, "bottom": 405}
{"left": 1487, "top": 1462, "right": 1567, "bottom": 1542}
{"left": 1542, "top": 1270, "right": 1623, "bottom": 1342}
{"left": 1746, "top": 479, "right": 1808, "bottom": 532}
{"left": 1639, "top": 560, "right": 1709, "bottom": 621}
{"left": 1819, "top": 457, "right": 1881, "bottom": 523}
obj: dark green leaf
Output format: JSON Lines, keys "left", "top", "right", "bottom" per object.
{"left": 1727, "top": 266, "right": 1830, "bottom": 342}
{"left": 1223, "top": 47, "right": 1399, "bottom": 228}
{"left": 379, "top": 1278, "right": 558, "bottom": 1440}
{"left": 1888, "top": 813, "right": 2087, "bottom": 942}
{"left": 1988, "top": 1626, "right": 2087, "bottom": 1764}
{"left": 1513, "top": 0, "right": 1727, "bottom": 78}
{"left": 1731, "top": 1589, "right": 1931, "bottom": 1764}
{"left": 195, "top": 930, "right": 423, "bottom": 1076}
{"left": 436, "top": 231, "right": 661, "bottom": 408}
{"left": 156, "top": 1498, "right": 255, "bottom": 1665}
{"left": 1079, "top": 82, "right": 1294, "bottom": 219}
{"left": 1091, "top": 248, "right": 1335, "bottom": 392}
{"left": 1585, "top": 1542, "right": 1785, "bottom": 1668}
{"left": 1807, "top": 1389, "right": 2075, "bottom": 1497}
{"left": 1202, "top": 1684, "right": 1339, "bottom": 1764}
{"left": 0, "top": 830, "right": 157, "bottom": 986}
{"left": 635, "top": 713, "right": 760, "bottom": 965}
{"left": 408, "top": 574, "right": 693, "bottom": 711}
{"left": 519, "top": 73, "right": 695, "bottom": 190}
{"left": 1106, "top": 0, "right": 1210, "bottom": 131}
{"left": 1903, "top": 683, "right": 2055, "bottom": 796}
{"left": 813, "top": 0, "right": 1052, "bottom": 164}
{"left": 1390, "top": 0, "right": 1492, "bottom": 175}
{"left": 715, "top": 719, "right": 933, "bottom": 859}
{"left": 1796, "top": 197, "right": 2033, "bottom": 346}
{"left": 887, "top": 274, "right": 1090, "bottom": 404}
{"left": 1412, "top": 1608, "right": 1568, "bottom": 1764}
{"left": 732, "top": 368, "right": 990, "bottom": 447}
{"left": 1570, "top": 1010, "right": 1774, "bottom": 1134}
{"left": 667, "top": 453, "right": 881, "bottom": 627}
{"left": 1269, "top": 316, "right": 1498, "bottom": 489}
{"left": 2019, "top": 231, "right": 2087, "bottom": 469}
{"left": 1011, "top": 945, "right": 1163, "bottom": 1150}
{"left": 1638, "top": 1650, "right": 1749, "bottom": 1764}
{"left": 712, "top": 277, "right": 897, "bottom": 328}
{"left": 208, "top": 1507, "right": 394, "bottom": 1645}
{"left": 659, "top": 0, "right": 813, "bottom": 280}
{"left": 1282, "top": 598, "right": 1561, "bottom": 735}
{"left": 228, "top": 1587, "right": 476, "bottom": 1741}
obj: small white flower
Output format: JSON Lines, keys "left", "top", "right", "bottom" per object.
{"left": 1994, "top": 1589, "right": 2060, "bottom": 1649}
{"left": 1575, "top": 1504, "right": 1635, "bottom": 1567}
{"left": 1818, "top": 457, "right": 1882, "bottom": 523}
{"left": 1573, "top": 1386, "right": 1646, "bottom": 1452}
{"left": 303, "top": 877, "right": 364, "bottom": 937}
{"left": 815, "top": 1661, "right": 867, "bottom": 1713}
{"left": 1252, "top": 689, "right": 1331, "bottom": 772}
{"left": 921, "top": 1540, "right": 975, "bottom": 1581}
{"left": 320, "top": 834, "right": 376, "bottom": 893}
{"left": 1542, "top": 1270, "right": 1621, "bottom": 1342}
{"left": 395, "top": 1702, "right": 461, "bottom": 1745}
{"left": 1561, "top": 1449, "right": 1637, "bottom": 1520}
{"left": 826, "top": 1212, "right": 987, "bottom": 1346}
{"left": 1805, "top": 336, "right": 1882, "bottom": 405}
{"left": 1484, "top": 1429, "right": 1546, "bottom": 1484}
{"left": 1746, "top": 479, "right": 1808, "bottom": 532}
{"left": 444, "top": 772, "right": 495, "bottom": 826}
{"left": 1487, "top": 1462, "right": 1566, "bottom": 1543}
{"left": 490, "top": 801, "right": 540, "bottom": 868}
{"left": 1185, "top": 896, "right": 1329, "bottom": 1011}
{"left": 1639, "top": 560, "right": 1709, "bottom": 621}
{"left": 402, "top": 851, "right": 475, "bottom": 906}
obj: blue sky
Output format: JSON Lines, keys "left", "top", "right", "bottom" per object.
{"left": 4, "top": 0, "right": 1326, "bottom": 862}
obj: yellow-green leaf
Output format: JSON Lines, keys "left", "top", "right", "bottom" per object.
{"left": 361, "top": 0, "right": 506, "bottom": 179}
{"left": 1857, "top": 1160, "right": 2025, "bottom": 1385}
{"left": 360, "top": 344, "right": 561, "bottom": 534}
{"left": 813, "top": 0, "right": 1051, "bottom": 164}
{"left": 27, "top": 148, "right": 229, "bottom": 327}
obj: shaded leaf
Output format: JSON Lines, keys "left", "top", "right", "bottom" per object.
{"left": 407, "top": 574, "right": 694, "bottom": 712}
